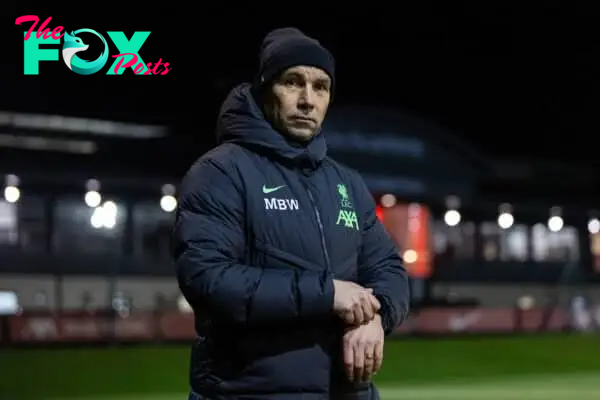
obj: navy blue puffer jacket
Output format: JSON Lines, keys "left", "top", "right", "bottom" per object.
{"left": 173, "top": 83, "right": 410, "bottom": 399}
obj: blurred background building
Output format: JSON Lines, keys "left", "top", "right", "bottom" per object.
{"left": 1, "top": 102, "right": 598, "bottom": 338}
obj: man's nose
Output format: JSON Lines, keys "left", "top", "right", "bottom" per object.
{"left": 298, "top": 88, "right": 315, "bottom": 111}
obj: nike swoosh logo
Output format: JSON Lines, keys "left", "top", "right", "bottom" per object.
{"left": 262, "top": 185, "right": 285, "bottom": 194}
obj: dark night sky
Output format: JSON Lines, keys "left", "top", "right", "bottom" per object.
{"left": 4, "top": 3, "right": 600, "bottom": 173}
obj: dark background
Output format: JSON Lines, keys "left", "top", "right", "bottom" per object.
{"left": 4, "top": 3, "right": 599, "bottom": 180}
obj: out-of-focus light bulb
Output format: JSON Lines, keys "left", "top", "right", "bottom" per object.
{"left": 3, "top": 186, "right": 20, "bottom": 203}
{"left": 85, "top": 191, "right": 101, "bottom": 208}
{"left": 444, "top": 210, "right": 461, "bottom": 226}
{"left": 160, "top": 195, "right": 177, "bottom": 212}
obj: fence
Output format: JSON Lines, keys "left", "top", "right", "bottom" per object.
{"left": 4, "top": 303, "right": 599, "bottom": 347}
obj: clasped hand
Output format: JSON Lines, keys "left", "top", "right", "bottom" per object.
{"left": 333, "top": 280, "right": 385, "bottom": 382}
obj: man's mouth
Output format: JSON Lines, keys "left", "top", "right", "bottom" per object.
{"left": 291, "top": 116, "right": 315, "bottom": 124}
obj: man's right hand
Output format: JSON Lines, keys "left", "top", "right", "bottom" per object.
{"left": 332, "top": 280, "right": 380, "bottom": 326}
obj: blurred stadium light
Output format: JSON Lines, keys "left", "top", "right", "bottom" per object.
{"left": 588, "top": 218, "right": 599, "bottom": 234}
{"left": 84, "top": 179, "right": 102, "bottom": 208}
{"left": 3, "top": 174, "right": 20, "bottom": 203}
{"left": 90, "top": 201, "right": 118, "bottom": 229}
{"left": 160, "top": 184, "right": 177, "bottom": 212}
{"left": 0, "top": 291, "right": 19, "bottom": 315}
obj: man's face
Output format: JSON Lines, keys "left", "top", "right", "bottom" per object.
{"left": 264, "top": 65, "right": 332, "bottom": 142}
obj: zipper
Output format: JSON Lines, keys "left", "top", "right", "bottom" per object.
{"left": 303, "top": 180, "right": 333, "bottom": 277}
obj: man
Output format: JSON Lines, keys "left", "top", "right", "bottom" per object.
{"left": 173, "top": 27, "right": 410, "bottom": 400}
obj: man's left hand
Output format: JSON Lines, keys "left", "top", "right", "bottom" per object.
{"left": 343, "top": 314, "right": 384, "bottom": 382}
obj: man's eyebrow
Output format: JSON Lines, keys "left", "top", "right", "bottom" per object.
{"left": 281, "top": 72, "right": 302, "bottom": 80}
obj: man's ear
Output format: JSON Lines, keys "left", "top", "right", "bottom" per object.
{"left": 260, "top": 85, "right": 278, "bottom": 119}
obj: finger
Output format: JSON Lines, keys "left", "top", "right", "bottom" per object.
{"left": 343, "top": 337, "right": 354, "bottom": 381}
{"left": 374, "top": 341, "right": 384, "bottom": 374}
{"left": 369, "top": 294, "right": 381, "bottom": 312}
{"left": 343, "top": 310, "right": 355, "bottom": 326}
{"left": 363, "top": 343, "right": 376, "bottom": 382}
{"left": 353, "top": 303, "right": 365, "bottom": 325}
{"left": 353, "top": 342, "right": 365, "bottom": 383}
{"left": 362, "top": 301, "right": 374, "bottom": 322}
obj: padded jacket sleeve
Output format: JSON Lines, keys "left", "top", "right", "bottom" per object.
{"left": 172, "top": 158, "right": 334, "bottom": 325}
{"left": 354, "top": 177, "right": 410, "bottom": 335}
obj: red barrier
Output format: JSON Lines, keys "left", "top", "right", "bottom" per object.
{"left": 9, "top": 312, "right": 157, "bottom": 342}
{"left": 397, "top": 307, "right": 569, "bottom": 334}
{"left": 4, "top": 307, "right": 570, "bottom": 344}
{"left": 159, "top": 311, "right": 194, "bottom": 339}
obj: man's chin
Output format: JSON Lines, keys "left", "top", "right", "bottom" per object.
{"left": 285, "top": 127, "right": 318, "bottom": 142}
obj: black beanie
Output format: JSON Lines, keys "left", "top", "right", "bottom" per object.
{"left": 254, "top": 27, "right": 335, "bottom": 93}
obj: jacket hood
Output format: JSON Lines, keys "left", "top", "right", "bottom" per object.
{"left": 216, "top": 83, "right": 327, "bottom": 169}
